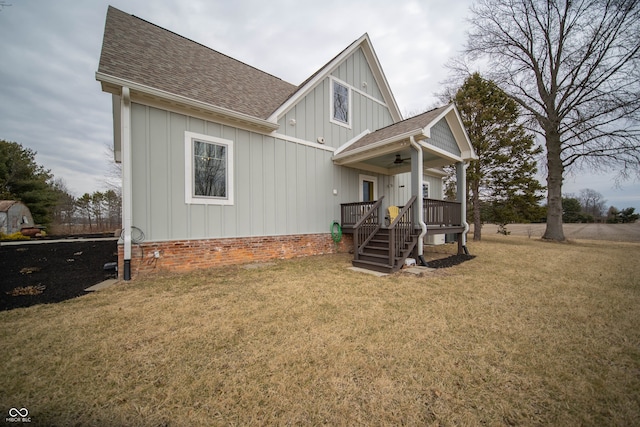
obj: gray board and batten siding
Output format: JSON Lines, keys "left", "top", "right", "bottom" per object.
{"left": 277, "top": 47, "right": 394, "bottom": 148}
{"left": 130, "top": 104, "right": 381, "bottom": 242}
{"left": 128, "top": 46, "right": 397, "bottom": 243}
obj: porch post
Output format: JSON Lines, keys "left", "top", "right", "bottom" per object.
{"left": 455, "top": 161, "right": 469, "bottom": 254}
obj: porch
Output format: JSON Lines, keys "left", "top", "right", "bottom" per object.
{"left": 339, "top": 197, "right": 466, "bottom": 273}
{"left": 340, "top": 198, "right": 465, "bottom": 235}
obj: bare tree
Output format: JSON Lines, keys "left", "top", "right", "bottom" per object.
{"left": 462, "top": 0, "right": 640, "bottom": 241}
{"left": 578, "top": 188, "right": 607, "bottom": 218}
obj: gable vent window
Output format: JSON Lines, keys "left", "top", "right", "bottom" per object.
{"left": 185, "top": 131, "right": 234, "bottom": 205}
{"left": 331, "top": 78, "right": 351, "bottom": 128}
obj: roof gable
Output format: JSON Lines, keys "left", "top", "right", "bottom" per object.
{"left": 333, "top": 104, "right": 476, "bottom": 162}
{"left": 97, "top": 6, "right": 297, "bottom": 120}
{"left": 267, "top": 34, "right": 402, "bottom": 124}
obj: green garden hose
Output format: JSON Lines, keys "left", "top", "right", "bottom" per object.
{"left": 330, "top": 221, "right": 342, "bottom": 243}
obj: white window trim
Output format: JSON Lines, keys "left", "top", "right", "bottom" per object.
{"left": 359, "top": 174, "right": 378, "bottom": 202}
{"left": 184, "top": 131, "right": 234, "bottom": 205}
{"left": 330, "top": 77, "right": 352, "bottom": 129}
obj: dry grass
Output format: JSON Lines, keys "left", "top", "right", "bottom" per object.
{"left": 1, "top": 235, "right": 639, "bottom": 426}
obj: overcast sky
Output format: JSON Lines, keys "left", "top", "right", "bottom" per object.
{"left": 0, "top": 0, "right": 638, "bottom": 211}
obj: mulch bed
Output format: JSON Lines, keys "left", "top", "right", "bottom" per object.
{"left": 0, "top": 240, "right": 118, "bottom": 311}
{"left": 425, "top": 254, "right": 476, "bottom": 269}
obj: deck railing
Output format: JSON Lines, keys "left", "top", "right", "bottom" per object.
{"left": 423, "top": 198, "right": 462, "bottom": 227}
{"left": 341, "top": 200, "right": 378, "bottom": 227}
{"left": 352, "top": 197, "right": 384, "bottom": 260}
{"left": 388, "top": 196, "right": 416, "bottom": 266}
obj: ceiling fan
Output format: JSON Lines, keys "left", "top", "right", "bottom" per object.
{"left": 392, "top": 154, "right": 411, "bottom": 165}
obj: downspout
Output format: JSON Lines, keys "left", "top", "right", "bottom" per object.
{"left": 410, "top": 136, "right": 428, "bottom": 266}
{"left": 121, "top": 87, "right": 133, "bottom": 280}
{"left": 457, "top": 161, "right": 470, "bottom": 255}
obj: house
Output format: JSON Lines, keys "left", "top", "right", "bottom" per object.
{"left": 96, "top": 6, "right": 476, "bottom": 279}
{"left": 0, "top": 200, "right": 35, "bottom": 235}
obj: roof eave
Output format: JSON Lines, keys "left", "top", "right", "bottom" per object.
{"left": 332, "top": 129, "right": 423, "bottom": 165}
{"left": 96, "top": 72, "right": 280, "bottom": 133}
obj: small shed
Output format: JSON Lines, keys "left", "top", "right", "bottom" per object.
{"left": 0, "top": 200, "right": 35, "bottom": 234}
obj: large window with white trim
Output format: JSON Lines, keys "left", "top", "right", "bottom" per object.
{"left": 185, "top": 131, "right": 234, "bottom": 205}
{"left": 331, "top": 78, "right": 351, "bottom": 128}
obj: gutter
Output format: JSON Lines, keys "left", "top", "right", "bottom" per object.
{"left": 96, "top": 72, "right": 280, "bottom": 133}
{"left": 410, "top": 136, "right": 428, "bottom": 266}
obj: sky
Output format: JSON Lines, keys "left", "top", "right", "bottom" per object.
{"left": 0, "top": 0, "right": 638, "bottom": 212}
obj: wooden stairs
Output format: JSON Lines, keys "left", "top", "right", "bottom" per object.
{"left": 352, "top": 228, "right": 419, "bottom": 274}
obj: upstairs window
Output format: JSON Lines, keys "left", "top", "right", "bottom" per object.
{"left": 185, "top": 132, "right": 234, "bottom": 205}
{"left": 331, "top": 78, "right": 351, "bottom": 128}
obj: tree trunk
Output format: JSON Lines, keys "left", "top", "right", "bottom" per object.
{"left": 542, "top": 131, "right": 566, "bottom": 241}
{"left": 472, "top": 182, "right": 482, "bottom": 241}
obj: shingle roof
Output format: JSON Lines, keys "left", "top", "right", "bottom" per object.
{"left": 98, "top": 6, "right": 297, "bottom": 120}
{"left": 340, "top": 105, "right": 450, "bottom": 154}
{"left": 0, "top": 200, "right": 19, "bottom": 212}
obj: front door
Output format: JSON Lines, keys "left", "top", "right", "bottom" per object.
{"left": 359, "top": 174, "right": 377, "bottom": 202}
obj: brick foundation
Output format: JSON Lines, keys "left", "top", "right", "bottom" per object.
{"left": 117, "top": 233, "right": 354, "bottom": 279}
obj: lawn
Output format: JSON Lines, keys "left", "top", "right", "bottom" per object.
{"left": 1, "top": 235, "right": 639, "bottom": 425}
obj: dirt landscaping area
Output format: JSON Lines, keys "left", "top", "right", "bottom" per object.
{"left": 0, "top": 239, "right": 118, "bottom": 311}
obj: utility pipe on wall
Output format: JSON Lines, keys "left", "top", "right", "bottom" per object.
{"left": 121, "top": 87, "right": 133, "bottom": 280}
{"left": 410, "top": 136, "right": 428, "bottom": 266}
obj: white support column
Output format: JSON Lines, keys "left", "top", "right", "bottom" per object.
{"left": 121, "top": 87, "right": 133, "bottom": 280}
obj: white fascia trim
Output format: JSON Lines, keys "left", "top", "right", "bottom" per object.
{"left": 334, "top": 129, "right": 371, "bottom": 156}
{"left": 96, "top": 72, "right": 280, "bottom": 132}
{"left": 424, "top": 168, "right": 448, "bottom": 178}
{"left": 270, "top": 132, "right": 336, "bottom": 153}
{"left": 332, "top": 129, "right": 423, "bottom": 164}
{"left": 352, "top": 85, "right": 388, "bottom": 107}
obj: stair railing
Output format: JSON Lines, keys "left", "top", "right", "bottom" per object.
{"left": 353, "top": 196, "right": 384, "bottom": 261}
{"left": 388, "top": 195, "right": 417, "bottom": 268}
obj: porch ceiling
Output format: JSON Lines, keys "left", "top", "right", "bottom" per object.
{"left": 334, "top": 142, "right": 458, "bottom": 175}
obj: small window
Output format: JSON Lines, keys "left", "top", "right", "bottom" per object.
{"left": 185, "top": 132, "right": 234, "bottom": 205}
{"left": 331, "top": 78, "right": 351, "bottom": 127}
{"left": 422, "top": 183, "right": 430, "bottom": 199}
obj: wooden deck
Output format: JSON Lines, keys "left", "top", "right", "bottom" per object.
{"left": 341, "top": 198, "right": 467, "bottom": 273}
{"left": 341, "top": 198, "right": 465, "bottom": 235}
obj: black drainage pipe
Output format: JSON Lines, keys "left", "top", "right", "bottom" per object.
{"left": 123, "top": 259, "right": 131, "bottom": 281}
